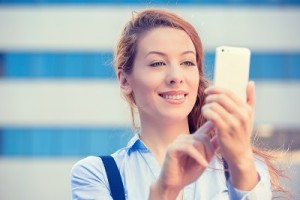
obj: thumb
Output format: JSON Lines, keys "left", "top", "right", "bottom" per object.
{"left": 193, "top": 121, "right": 215, "bottom": 140}
{"left": 210, "top": 135, "right": 219, "bottom": 151}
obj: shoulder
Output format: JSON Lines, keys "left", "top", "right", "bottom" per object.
{"left": 71, "top": 148, "right": 129, "bottom": 184}
{"left": 71, "top": 137, "right": 133, "bottom": 180}
{"left": 110, "top": 135, "right": 140, "bottom": 167}
{"left": 71, "top": 156, "right": 108, "bottom": 186}
{"left": 72, "top": 156, "right": 103, "bottom": 173}
{"left": 111, "top": 147, "right": 128, "bottom": 167}
{"left": 71, "top": 156, "right": 114, "bottom": 199}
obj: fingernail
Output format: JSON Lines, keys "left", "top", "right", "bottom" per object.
{"left": 201, "top": 104, "right": 208, "bottom": 111}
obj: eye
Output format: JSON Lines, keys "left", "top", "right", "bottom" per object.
{"left": 149, "top": 61, "right": 166, "bottom": 67}
{"left": 182, "top": 61, "right": 196, "bottom": 67}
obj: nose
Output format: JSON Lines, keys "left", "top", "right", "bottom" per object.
{"left": 166, "top": 64, "right": 184, "bottom": 86}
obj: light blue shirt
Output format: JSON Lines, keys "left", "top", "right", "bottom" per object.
{"left": 71, "top": 134, "right": 272, "bottom": 200}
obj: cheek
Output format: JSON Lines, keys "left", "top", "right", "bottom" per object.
{"left": 131, "top": 70, "right": 163, "bottom": 91}
{"left": 189, "top": 73, "right": 200, "bottom": 103}
{"left": 131, "top": 77, "right": 154, "bottom": 92}
{"left": 130, "top": 76, "right": 158, "bottom": 103}
{"left": 189, "top": 72, "right": 200, "bottom": 90}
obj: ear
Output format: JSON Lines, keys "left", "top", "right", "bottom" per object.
{"left": 117, "top": 70, "right": 132, "bottom": 95}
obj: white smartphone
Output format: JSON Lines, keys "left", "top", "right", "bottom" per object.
{"left": 213, "top": 46, "right": 251, "bottom": 102}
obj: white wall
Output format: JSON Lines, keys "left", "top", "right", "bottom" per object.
{"left": 0, "top": 158, "right": 76, "bottom": 200}
{"left": 0, "top": 6, "right": 299, "bottom": 52}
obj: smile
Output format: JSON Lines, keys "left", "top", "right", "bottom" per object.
{"left": 160, "top": 94, "right": 185, "bottom": 100}
{"left": 158, "top": 90, "right": 188, "bottom": 104}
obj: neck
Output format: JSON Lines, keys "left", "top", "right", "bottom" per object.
{"left": 139, "top": 116, "right": 190, "bottom": 166}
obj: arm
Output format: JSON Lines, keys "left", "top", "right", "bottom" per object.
{"left": 226, "top": 156, "right": 272, "bottom": 200}
{"left": 203, "top": 81, "right": 272, "bottom": 199}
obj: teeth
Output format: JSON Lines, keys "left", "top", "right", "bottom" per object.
{"left": 163, "top": 94, "right": 185, "bottom": 100}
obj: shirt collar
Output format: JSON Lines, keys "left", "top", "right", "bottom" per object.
{"left": 125, "top": 134, "right": 150, "bottom": 154}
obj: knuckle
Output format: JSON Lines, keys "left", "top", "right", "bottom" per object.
{"left": 226, "top": 89, "right": 235, "bottom": 98}
{"left": 177, "top": 134, "right": 187, "bottom": 140}
{"left": 211, "top": 114, "right": 221, "bottom": 125}
{"left": 229, "top": 118, "right": 241, "bottom": 130}
{"left": 192, "top": 140, "right": 201, "bottom": 149}
{"left": 239, "top": 112, "right": 248, "bottom": 124}
{"left": 213, "top": 94, "right": 224, "bottom": 103}
{"left": 210, "top": 102, "right": 219, "bottom": 111}
{"left": 207, "top": 111, "right": 217, "bottom": 121}
{"left": 218, "top": 94, "right": 229, "bottom": 105}
{"left": 219, "top": 93, "right": 227, "bottom": 101}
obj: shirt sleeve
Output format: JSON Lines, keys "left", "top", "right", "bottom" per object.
{"left": 226, "top": 156, "right": 272, "bottom": 200}
{"left": 71, "top": 156, "right": 113, "bottom": 200}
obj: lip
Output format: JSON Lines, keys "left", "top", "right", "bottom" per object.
{"left": 159, "top": 90, "right": 188, "bottom": 95}
{"left": 158, "top": 90, "right": 188, "bottom": 104}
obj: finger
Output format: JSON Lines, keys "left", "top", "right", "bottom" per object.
{"left": 205, "top": 93, "right": 245, "bottom": 116}
{"left": 210, "top": 135, "right": 219, "bottom": 151}
{"left": 202, "top": 103, "right": 243, "bottom": 138}
{"left": 169, "top": 136, "right": 210, "bottom": 167}
{"left": 205, "top": 95, "right": 250, "bottom": 128}
{"left": 192, "top": 122, "right": 216, "bottom": 161}
{"left": 204, "top": 86, "right": 245, "bottom": 107}
{"left": 202, "top": 103, "right": 229, "bottom": 130}
{"left": 192, "top": 135, "right": 215, "bottom": 161}
{"left": 193, "top": 121, "right": 215, "bottom": 137}
{"left": 176, "top": 144, "right": 210, "bottom": 167}
{"left": 247, "top": 81, "right": 256, "bottom": 108}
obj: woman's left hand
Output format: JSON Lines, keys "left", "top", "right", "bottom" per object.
{"left": 202, "top": 81, "right": 259, "bottom": 190}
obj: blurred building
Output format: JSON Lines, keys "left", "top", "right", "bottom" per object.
{"left": 0, "top": 0, "right": 299, "bottom": 199}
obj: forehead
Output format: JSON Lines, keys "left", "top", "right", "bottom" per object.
{"left": 137, "top": 27, "right": 196, "bottom": 55}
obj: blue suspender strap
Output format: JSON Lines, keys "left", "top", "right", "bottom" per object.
{"left": 100, "top": 155, "right": 228, "bottom": 199}
{"left": 100, "top": 156, "right": 125, "bottom": 200}
{"left": 223, "top": 159, "right": 230, "bottom": 181}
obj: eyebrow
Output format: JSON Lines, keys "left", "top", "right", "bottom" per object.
{"left": 145, "top": 50, "right": 196, "bottom": 58}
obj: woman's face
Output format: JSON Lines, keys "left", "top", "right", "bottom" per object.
{"left": 126, "top": 27, "right": 200, "bottom": 124}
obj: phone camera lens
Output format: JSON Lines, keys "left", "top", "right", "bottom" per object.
{"left": 221, "top": 49, "right": 224, "bottom": 52}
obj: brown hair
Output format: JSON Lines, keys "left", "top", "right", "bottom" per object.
{"left": 114, "top": 8, "right": 286, "bottom": 196}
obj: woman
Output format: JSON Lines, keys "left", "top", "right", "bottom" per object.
{"left": 71, "top": 9, "right": 279, "bottom": 199}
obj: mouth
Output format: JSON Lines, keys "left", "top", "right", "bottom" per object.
{"left": 158, "top": 91, "right": 188, "bottom": 101}
{"left": 159, "top": 93, "right": 186, "bottom": 100}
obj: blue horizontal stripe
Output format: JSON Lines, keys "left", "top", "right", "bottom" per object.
{"left": 0, "top": 52, "right": 116, "bottom": 79}
{"left": 0, "top": 0, "right": 299, "bottom": 5}
{"left": 0, "top": 127, "right": 133, "bottom": 157}
{"left": 0, "top": 51, "right": 299, "bottom": 80}
{"left": 204, "top": 52, "right": 300, "bottom": 81}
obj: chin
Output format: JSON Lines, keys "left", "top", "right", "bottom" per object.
{"left": 158, "top": 112, "right": 189, "bottom": 124}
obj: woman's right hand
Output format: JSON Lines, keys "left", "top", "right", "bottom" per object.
{"left": 149, "top": 121, "right": 217, "bottom": 200}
